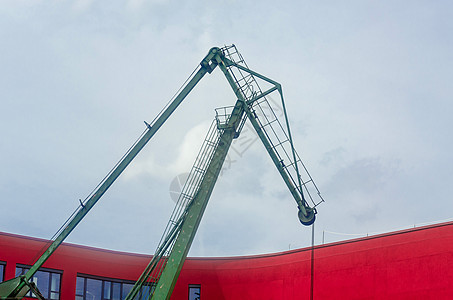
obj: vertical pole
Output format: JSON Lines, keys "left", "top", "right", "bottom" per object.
{"left": 310, "top": 223, "right": 315, "bottom": 300}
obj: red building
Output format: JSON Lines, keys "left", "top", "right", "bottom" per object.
{"left": 1, "top": 221, "right": 452, "bottom": 299}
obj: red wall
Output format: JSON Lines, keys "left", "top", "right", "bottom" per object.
{"left": 1, "top": 221, "right": 453, "bottom": 299}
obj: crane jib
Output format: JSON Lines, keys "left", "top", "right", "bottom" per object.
{"left": 0, "top": 45, "right": 323, "bottom": 300}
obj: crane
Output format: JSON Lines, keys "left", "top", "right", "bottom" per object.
{"left": 0, "top": 45, "right": 323, "bottom": 300}
{"left": 124, "top": 45, "right": 323, "bottom": 299}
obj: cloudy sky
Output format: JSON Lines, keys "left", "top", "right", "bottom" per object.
{"left": 1, "top": 1, "right": 452, "bottom": 258}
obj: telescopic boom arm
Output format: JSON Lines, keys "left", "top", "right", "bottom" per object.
{"left": 125, "top": 45, "right": 323, "bottom": 300}
{"left": 0, "top": 47, "right": 219, "bottom": 300}
{"left": 0, "top": 45, "right": 323, "bottom": 300}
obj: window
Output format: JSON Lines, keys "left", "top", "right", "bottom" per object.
{"left": 188, "top": 284, "right": 201, "bottom": 300}
{"left": 15, "top": 265, "right": 62, "bottom": 300}
{"left": 0, "top": 261, "right": 5, "bottom": 282}
{"left": 76, "top": 275, "right": 151, "bottom": 300}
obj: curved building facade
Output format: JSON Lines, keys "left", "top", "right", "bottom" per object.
{"left": 1, "top": 221, "right": 452, "bottom": 299}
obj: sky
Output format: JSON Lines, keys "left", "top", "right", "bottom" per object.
{"left": 1, "top": 1, "right": 453, "bottom": 258}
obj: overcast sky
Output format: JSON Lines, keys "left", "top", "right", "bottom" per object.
{"left": 1, "top": 1, "right": 452, "bottom": 258}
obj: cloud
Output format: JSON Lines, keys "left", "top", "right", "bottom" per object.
{"left": 2, "top": 1, "right": 453, "bottom": 256}
{"left": 122, "top": 120, "right": 212, "bottom": 181}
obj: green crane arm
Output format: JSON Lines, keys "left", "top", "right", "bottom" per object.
{"left": 151, "top": 100, "right": 245, "bottom": 299}
{"left": 125, "top": 45, "right": 322, "bottom": 300}
{"left": 0, "top": 47, "right": 221, "bottom": 300}
{"left": 219, "top": 51, "right": 318, "bottom": 224}
{"left": 0, "top": 45, "right": 322, "bottom": 300}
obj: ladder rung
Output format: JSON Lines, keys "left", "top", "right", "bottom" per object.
{"left": 193, "top": 166, "right": 205, "bottom": 173}
{"left": 271, "top": 139, "right": 289, "bottom": 150}
{"left": 283, "top": 159, "right": 301, "bottom": 169}
{"left": 205, "top": 140, "right": 217, "bottom": 147}
{"left": 300, "top": 179, "right": 313, "bottom": 186}
{"left": 179, "top": 193, "right": 193, "bottom": 200}
{"left": 260, "top": 118, "right": 278, "bottom": 128}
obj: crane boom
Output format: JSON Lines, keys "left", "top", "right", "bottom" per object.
{"left": 125, "top": 45, "right": 323, "bottom": 300}
{"left": 0, "top": 47, "right": 218, "bottom": 300}
{"left": 0, "top": 45, "right": 323, "bottom": 300}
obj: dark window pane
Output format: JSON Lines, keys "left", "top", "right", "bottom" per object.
{"left": 33, "top": 270, "right": 50, "bottom": 298}
{"left": 0, "top": 264, "right": 4, "bottom": 282}
{"left": 188, "top": 285, "right": 201, "bottom": 300}
{"left": 112, "top": 282, "right": 121, "bottom": 300}
{"left": 15, "top": 267, "right": 25, "bottom": 277}
{"left": 51, "top": 273, "right": 60, "bottom": 292}
{"left": 103, "top": 281, "right": 111, "bottom": 299}
{"left": 50, "top": 291, "right": 60, "bottom": 300}
{"left": 86, "top": 278, "right": 102, "bottom": 300}
{"left": 140, "top": 286, "right": 150, "bottom": 300}
{"left": 15, "top": 268, "right": 32, "bottom": 297}
{"left": 121, "top": 283, "right": 133, "bottom": 300}
{"left": 13, "top": 266, "right": 60, "bottom": 299}
{"left": 76, "top": 277, "right": 85, "bottom": 296}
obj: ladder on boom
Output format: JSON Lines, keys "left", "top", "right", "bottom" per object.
{"left": 221, "top": 45, "right": 323, "bottom": 219}
{"left": 0, "top": 45, "right": 323, "bottom": 300}
{"left": 126, "top": 45, "right": 323, "bottom": 300}
{"left": 126, "top": 118, "right": 226, "bottom": 298}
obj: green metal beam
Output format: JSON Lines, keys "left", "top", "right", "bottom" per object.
{"left": 222, "top": 57, "right": 309, "bottom": 205}
{"left": 1, "top": 45, "right": 318, "bottom": 300}
{"left": 24, "top": 58, "right": 209, "bottom": 282}
{"left": 223, "top": 57, "right": 281, "bottom": 87}
{"left": 0, "top": 47, "right": 221, "bottom": 300}
{"left": 151, "top": 100, "right": 245, "bottom": 300}
{"left": 245, "top": 106, "right": 309, "bottom": 214}
{"left": 217, "top": 55, "right": 314, "bottom": 220}
{"left": 130, "top": 46, "right": 316, "bottom": 299}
